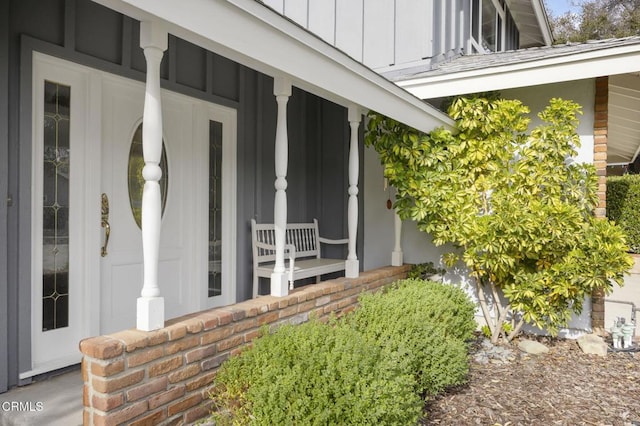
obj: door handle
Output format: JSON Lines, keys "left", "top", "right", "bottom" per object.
{"left": 101, "top": 193, "right": 110, "bottom": 257}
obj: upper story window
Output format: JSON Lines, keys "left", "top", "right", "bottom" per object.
{"left": 471, "top": 0, "right": 519, "bottom": 53}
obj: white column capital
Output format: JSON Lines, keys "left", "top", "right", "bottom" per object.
{"left": 140, "top": 21, "right": 168, "bottom": 51}
{"left": 348, "top": 104, "right": 363, "bottom": 123}
{"left": 273, "top": 76, "right": 292, "bottom": 97}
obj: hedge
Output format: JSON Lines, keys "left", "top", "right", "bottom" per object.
{"left": 607, "top": 174, "right": 640, "bottom": 253}
{"left": 207, "top": 279, "right": 475, "bottom": 425}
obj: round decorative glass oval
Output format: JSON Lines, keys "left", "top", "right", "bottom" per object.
{"left": 128, "top": 123, "right": 169, "bottom": 229}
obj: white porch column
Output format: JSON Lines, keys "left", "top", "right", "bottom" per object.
{"left": 346, "top": 105, "right": 361, "bottom": 278}
{"left": 137, "top": 21, "right": 167, "bottom": 331}
{"left": 391, "top": 211, "right": 403, "bottom": 266}
{"left": 271, "top": 77, "right": 292, "bottom": 297}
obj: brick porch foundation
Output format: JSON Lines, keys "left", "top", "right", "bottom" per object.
{"left": 79, "top": 265, "right": 410, "bottom": 425}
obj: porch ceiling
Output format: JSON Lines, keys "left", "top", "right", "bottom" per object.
{"left": 608, "top": 73, "right": 640, "bottom": 164}
{"left": 92, "top": 0, "right": 454, "bottom": 133}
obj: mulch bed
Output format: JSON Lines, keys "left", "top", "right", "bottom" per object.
{"left": 425, "top": 336, "right": 640, "bottom": 426}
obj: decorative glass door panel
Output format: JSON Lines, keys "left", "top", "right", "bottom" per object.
{"left": 42, "top": 81, "right": 71, "bottom": 331}
{"left": 208, "top": 121, "right": 223, "bottom": 297}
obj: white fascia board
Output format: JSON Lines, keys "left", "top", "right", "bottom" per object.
{"left": 399, "top": 46, "right": 640, "bottom": 99}
{"left": 93, "top": 0, "right": 453, "bottom": 133}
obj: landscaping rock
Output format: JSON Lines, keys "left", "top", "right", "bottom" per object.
{"left": 517, "top": 339, "right": 550, "bottom": 355}
{"left": 577, "top": 333, "right": 608, "bottom": 357}
{"left": 472, "top": 338, "right": 517, "bottom": 365}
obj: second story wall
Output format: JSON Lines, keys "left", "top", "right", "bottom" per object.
{"left": 261, "top": 0, "right": 454, "bottom": 70}
{"left": 260, "top": 0, "right": 527, "bottom": 73}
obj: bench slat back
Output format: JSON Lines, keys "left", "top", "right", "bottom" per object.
{"left": 251, "top": 219, "right": 321, "bottom": 264}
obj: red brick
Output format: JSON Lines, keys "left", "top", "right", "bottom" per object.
{"left": 257, "top": 311, "right": 279, "bottom": 326}
{"left": 126, "top": 376, "right": 168, "bottom": 401}
{"left": 92, "top": 392, "right": 124, "bottom": 412}
{"left": 147, "top": 330, "right": 168, "bottom": 346}
{"left": 243, "top": 329, "right": 261, "bottom": 343}
{"left": 109, "top": 329, "right": 150, "bottom": 352}
{"left": 168, "top": 364, "right": 201, "bottom": 384}
{"left": 200, "top": 312, "right": 220, "bottom": 330}
{"left": 79, "top": 336, "right": 124, "bottom": 360}
{"left": 279, "top": 305, "right": 298, "bottom": 318}
{"left": 83, "top": 383, "right": 90, "bottom": 407}
{"left": 185, "top": 371, "right": 216, "bottom": 393}
{"left": 149, "top": 355, "right": 183, "bottom": 377}
{"left": 82, "top": 359, "right": 89, "bottom": 382}
{"left": 92, "top": 400, "right": 147, "bottom": 426}
{"left": 168, "top": 393, "right": 202, "bottom": 417}
{"left": 166, "top": 324, "right": 187, "bottom": 341}
{"left": 220, "top": 307, "right": 247, "bottom": 321}
{"left": 92, "top": 369, "right": 145, "bottom": 393}
{"left": 165, "top": 335, "right": 199, "bottom": 355}
{"left": 184, "top": 317, "right": 204, "bottom": 334}
{"left": 185, "top": 344, "right": 217, "bottom": 364}
{"left": 129, "top": 409, "right": 167, "bottom": 426}
{"left": 217, "top": 335, "right": 243, "bottom": 352}
{"left": 297, "top": 300, "right": 316, "bottom": 313}
{"left": 148, "top": 385, "right": 186, "bottom": 410}
{"left": 185, "top": 402, "right": 212, "bottom": 423}
{"left": 200, "top": 327, "right": 233, "bottom": 345}
{"left": 217, "top": 310, "right": 233, "bottom": 325}
{"left": 127, "top": 347, "right": 165, "bottom": 368}
{"left": 91, "top": 359, "right": 125, "bottom": 377}
{"left": 233, "top": 318, "right": 257, "bottom": 334}
{"left": 201, "top": 353, "right": 229, "bottom": 371}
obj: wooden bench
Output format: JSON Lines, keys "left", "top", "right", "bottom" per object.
{"left": 251, "top": 219, "right": 348, "bottom": 297}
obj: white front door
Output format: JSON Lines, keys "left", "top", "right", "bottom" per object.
{"left": 27, "top": 53, "right": 236, "bottom": 377}
{"left": 99, "top": 77, "right": 196, "bottom": 334}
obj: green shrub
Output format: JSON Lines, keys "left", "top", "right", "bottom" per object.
{"left": 209, "top": 320, "right": 422, "bottom": 425}
{"left": 607, "top": 174, "right": 640, "bottom": 253}
{"left": 346, "top": 279, "right": 476, "bottom": 397}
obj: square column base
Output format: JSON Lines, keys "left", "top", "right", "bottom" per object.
{"left": 271, "top": 272, "right": 289, "bottom": 297}
{"left": 137, "top": 296, "right": 165, "bottom": 331}
{"left": 391, "top": 251, "right": 403, "bottom": 267}
{"left": 345, "top": 259, "right": 359, "bottom": 278}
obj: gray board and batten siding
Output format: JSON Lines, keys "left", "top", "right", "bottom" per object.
{"left": 2, "top": 0, "right": 363, "bottom": 390}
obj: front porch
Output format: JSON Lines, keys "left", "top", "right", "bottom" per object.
{"left": 79, "top": 265, "right": 410, "bottom": 425}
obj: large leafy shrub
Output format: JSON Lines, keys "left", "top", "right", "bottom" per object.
{"left": 347, "top": 279, "right": 476, "bottom": 397}
{"left": 607, "top": 174, "right": 640, "bottom": 253}
{"left": 209, "top": 319, "right": 422, "bottom": 425}
{"left": 366, "top": 96, "right": 633, "bottom": 343}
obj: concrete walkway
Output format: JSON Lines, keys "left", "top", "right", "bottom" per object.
{"left": 0, "top": 368, "right": 83, "bottom": 426}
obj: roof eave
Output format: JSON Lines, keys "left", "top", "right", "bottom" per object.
{"left": 398, "top": 44, "right": 640, "bottom": 99}
{"left": 91, "top": 0, "right": 453, "bottom": 133}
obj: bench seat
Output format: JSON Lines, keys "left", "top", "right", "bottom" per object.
{"left": 251, "top": 219, "right": 347, "bottom": 297}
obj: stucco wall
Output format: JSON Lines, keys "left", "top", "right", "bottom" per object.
{"left": 363, "top": 80, "right": 598, "bottom": 335}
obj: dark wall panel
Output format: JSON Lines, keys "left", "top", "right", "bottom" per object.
{"left": 212, "top": 54, "right": 239, "bottom": 102}
{"left": 10, "top": 0, "right": 64, "bottom": 47}
{"left": 75, "top": 0, "right": 122, "bottom": 64}
{"left": 175, "top": 38, "right": 206, "bottom": 91}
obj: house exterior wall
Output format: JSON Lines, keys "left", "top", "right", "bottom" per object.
{"left": 79, "top": 266, "right": 410, "bottom": 425}
{"left": 2, "top": 0, "right": 362, "bottom": 390}
{"left": 261, "top": 0, "right": 468, "bottom": 71}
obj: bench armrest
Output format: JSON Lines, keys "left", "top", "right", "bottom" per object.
{"left": 318, "top": 237, "right": 349, "bottom": 245}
